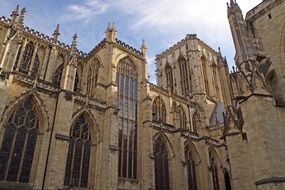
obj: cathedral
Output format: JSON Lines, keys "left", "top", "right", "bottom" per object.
{"left": 0, "top": 0, "right": 284, "bottom": 189}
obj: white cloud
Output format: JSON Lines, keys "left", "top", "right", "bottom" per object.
{"left": 62, "top": 0, "right": 262, "bottom": 68}
{"left": 60, "top": 0, "right": 108, "bottom": 23}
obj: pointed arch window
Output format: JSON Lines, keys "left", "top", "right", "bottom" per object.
{"left": 165, "top": 65, "right": 173, "bottom": 92}
{"left": 154, "top": 137, "right": 169, "bottom": 190}
{"left": 116, "top": 57, "right": 138, "bottom": 179}
{"left": 52, "top": 64, "right": 64, "bottom": 87}
{"left": 20, "top": 42, "right": 34, "bottom": 73}
{"left": 74, "top": 72, "right": 79, "bottom": 92}
{"left": 202, "top": 57, "right": 209, "bottom": 94}
{"left": 176, "top": 106, "right": 187, "bottom": 130}
{"left": 185, "top": 144, "right": 197, "bottom": 190}
{"left": 192, "top": 111, "right": 198, "bottom": 133}
{"left": 87, "top": 59, "right": 100, "bottom": 96}
{"left": 0, "top": 98, "right": 38, "bottom": 183}
{"left": 179, "top": 57, "right": 190, "bottom": 95}
{"left": 152, "top": 96, "right": 166, "bottom": 123}
{"left": 209, "top": 150, "right": 220, "bottom": 190}
{"left": 64, "top": 115, "right": 91, "bottom": 188}
{"left": 31, "top": 55, "right": 40, "bottom": 78}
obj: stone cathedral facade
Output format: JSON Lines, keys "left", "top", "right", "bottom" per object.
{"left": 0, "top": 0, "right": 284, "bottom": 190}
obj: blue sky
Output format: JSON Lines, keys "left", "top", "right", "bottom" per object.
{"left": 0, "top": 0, "right": 261, "bottom": 83}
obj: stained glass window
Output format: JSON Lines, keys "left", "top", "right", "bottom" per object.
{"left": 19, "top": 42, "right": 34, "bottom": 73}
{"left": 152, "top": 96, "right": 166, "bottom": 123}
{"left": 179, "top": 57, "right": 190, "bottom": 95}
{"left": 52, "top": 64, "right": 63, "bottom": 87}
{"left": 116, "top": 57, "right": 137, "bottom": 179}
{"left": 209, "top": 150, "right": 220, "bottom": 190}
{"left": 165, "top": 65, "right": 173, "bottom": 92}
{"left": 185, "top": 144, "right": 197, "bottom": 190}
{"left": 154, "top": 137, "right": 169, "bottom": 190}
{"left": 64, "top": 115, "right": 91, "bottom": 187}
{"left": 0, "top": 98, "right": 38, "bottom": 183}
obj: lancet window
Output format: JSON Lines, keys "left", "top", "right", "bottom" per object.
{"left": 202, "top": 57, "right": 209, "bottom": 94}
{"left": 19, "top": 42, "right": 34, "bottom": 73}
{"left": 116, "top": 57, "right": 138, "bottom": 179}
{"left": 64, "top": 115, "right": 91, "bottom": 187}
{"left": 185, "top": 143, "right": 197, "bottom": 190}
{"left": 87, "top": 59, "right": 100, "bottom": 96}
{"left": 31, "top": 55, "right": 40, "bottom": 78}
{"left": 152, "top": 96, "right": 166, "bottom": 123}
{"left": 176, "top": 106, "right": 187, "bottom": 130}
{"left": 154, "top": 137, "right": 170, "bottom": 190}
{"left": 52, "top": 64, "right": 64, "bottom": 87}
{"left": 209, "top": 150, "right": 220, "bottom": 190}
{"left": 165, "top": 65, "right": 173, "bottom": 92}
{"left": 0, "top": 98, "right": 38, "bottom": 183}
{"left": 179, "top": 57, "right": 190, "bottom": 95}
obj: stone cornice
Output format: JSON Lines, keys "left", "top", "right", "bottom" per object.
{"left": 246, "top": 0, "right": 285, "bottom": 22}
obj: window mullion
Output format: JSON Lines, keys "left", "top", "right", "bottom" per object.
{"left": 69, "top": 139, "right": 77, "bottom": 186}
{"left": 4, "top": 129, "right": 18, "bottom": 181}
{"left": 17, "top": 128, "right": 29, "bottom": 181}
{"left": 79, "top": 141, "right": 85, "bottom": 187}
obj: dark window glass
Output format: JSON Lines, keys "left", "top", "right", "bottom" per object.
{"left": 0, "top": 98, "right": 38, "bottom": 183}
{"left": 154, "top": 137, "right": 169, "bottom": 190}
{"left": 20, "top": 42, "right": 34, "bottom": 73}
{"left": 165, "top": 65, "right": 173, "bottom": 92}
{"left": 210, "top": 151, "right": 220, "bottom": 190}
{"left": 152, "top": 96, "right": 166, "bottom": 123}
{"left": 64, "top": 115, "right": 91, "bottom": 188}
{"left": 116, "top": 57, "right": 137, "bottom": 179}
{"left": 185, "top": 144, "right": 197, "bottom": 190}
{"left": 179, "top": 57, "right": 191, "bottom": 95}
{"left": 177, "top": 106, "right": 187, "bottom": 130}
{"left": 31, "top": 55, "right": 40, "bottom": 78}
{"left": 87, "top": 59, "right": 100, "bottom": 96}
{"left": 52, "top": 64, "right": 64, "bottom": 87}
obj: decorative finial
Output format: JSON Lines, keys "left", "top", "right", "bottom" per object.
{"left": 141, "top": 39, "right": 147, "bottom": 58}
{"left": 70, "top": 33, "right": 78, "bottom": 53}
{"left": 111, "top": 22, "right": 116, "bottom": 31}
{"left": 52, "top": 24, "right": 60, "bottom": 44}
{"left": 105, "top": 22, "right": 117, "bottom": 42}
{"left": 141, "top": 39, "right": 147, "bottom": 49}
{"left": 10, "top": 5, "right": 19, "bottom": 25}
{"left": 17, "top": 7, "right": 26, "bottom": 29}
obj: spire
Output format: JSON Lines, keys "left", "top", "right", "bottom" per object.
{"left": 141, "top": 39, "right": 147, "bottom": 58}
{"left": 10, "top": 5, "right": 19, "bottom": 25}
{"left": 105, "top": 22, "right": 117, "bottom": 42}
{"left": 70, "top": 33, "right": 78, "bottom": 54}
{"left": 17, "top": 7, "right": 26, "bottom": 29}
{"left": 52, "top": 24, "right": 60, "bottom": 44}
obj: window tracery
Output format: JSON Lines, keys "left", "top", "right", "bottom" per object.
{"left": 87, "top": 59, "right": 100, "bottom": 96}
{"left": 176, "top": 106, "right": 187, "bottom": 130}
{"left": 31, "top": 55, "right": 40, "bottom": 78}
{"left": 64, "top": 115, "right": 91, "bottom": 188}
{"left": 52, "top": 64, "right": 64, "bottom": 87}
{"left": 202, "top": 57, "right": 209, "bottom": 94}
{"left": 209, "top": 150, "right": 220, "bottom": 190}
{"left": 152, "top": 96, "right": 166, "bottom": 123}
{"left": 154, "top": 137, "right": 169, "bottom": 190}
{"left": 179, "top": 57, "right": 190, "bottom": 95}
{"left": 185, "top": 143, "right": 197, "bottom": 190}
{"left": 165, "top": 65, "right": 173, "bottom": 92}
{"left": 0, "top": 98, "right": 38, "bottom": 183}
{"left": 116, "top": 57, "right": 137, "bottom": 179}
{"left": 19, "top": 42, "right": 34, "bottom": 73}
